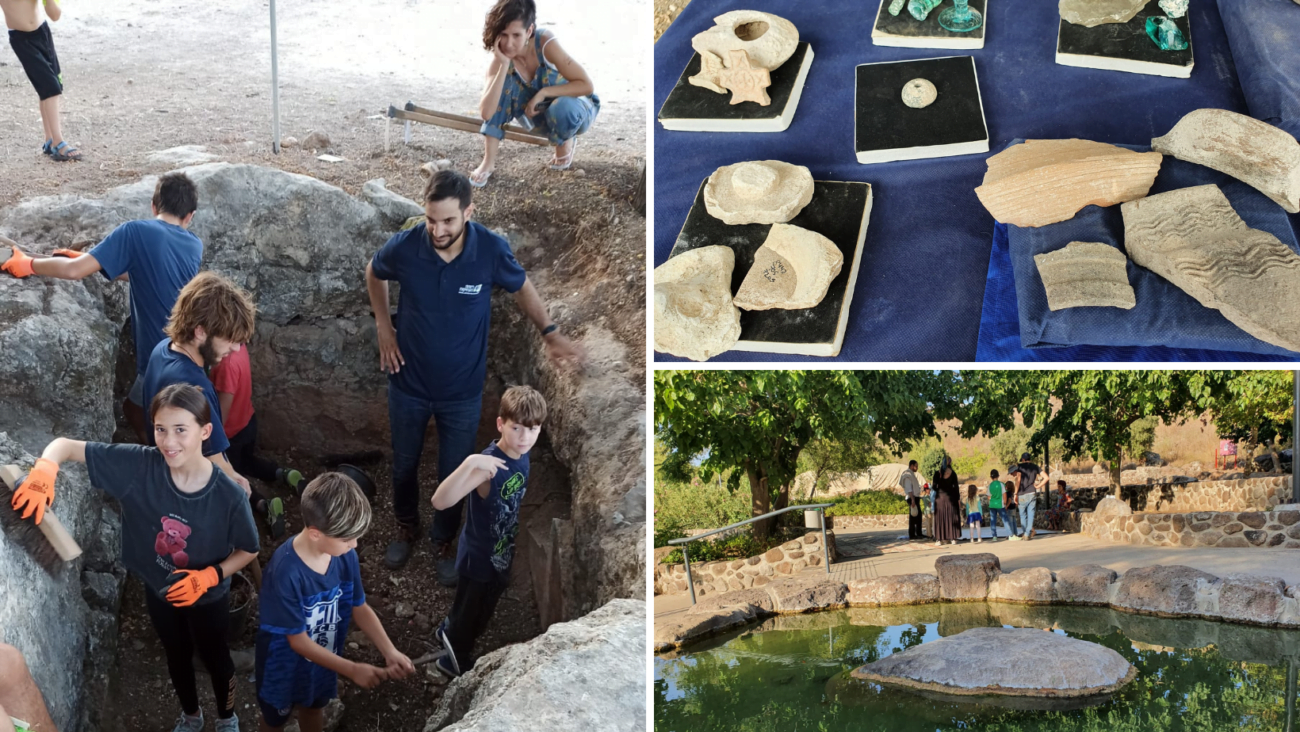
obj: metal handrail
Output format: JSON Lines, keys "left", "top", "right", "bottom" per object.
{"left": 668, "top": 503, "right": 834, "bottom": 605}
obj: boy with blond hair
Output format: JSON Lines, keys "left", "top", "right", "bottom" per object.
{"left": 430, "top": 385, "right": 546, "bottom": 677}
{"left": 255, "top": 474, "right": 415, "bottom": 732}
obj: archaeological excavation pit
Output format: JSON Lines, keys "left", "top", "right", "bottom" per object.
{"left": 0, "top": 162, "right": 646, "bottom": 731}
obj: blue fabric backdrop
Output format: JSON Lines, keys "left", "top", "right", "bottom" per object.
{"left": 653, "top": 0, "right": 1300, "bottom": 362}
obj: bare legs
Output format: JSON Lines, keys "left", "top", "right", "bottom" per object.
{"left": 0, "top": 644, "right": 59, "bottom": 732}
{"left": 472, "top": 135, "right": 500, "bottom": 186}
{"left": 38, "top": 96, "right": 63, "bottom": 146}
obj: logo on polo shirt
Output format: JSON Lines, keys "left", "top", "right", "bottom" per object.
{"left": 458, "top": 284, "right": 483, "bottom": 295}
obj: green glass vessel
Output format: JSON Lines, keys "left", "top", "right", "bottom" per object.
{"left": 1146, "top": 16, "right": 1188, "bottom": 51}
{"left": 908, "top": 0, "right": 943, "bottom": 21}
{"left": 939, "top": 0, "right": 983, "bottom": 32}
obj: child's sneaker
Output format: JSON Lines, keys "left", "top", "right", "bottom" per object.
{"left": 267, "top": 497, "right": 287, "bottom": 540}
{"left": 435, "top": 621, "right": 461, "bottom": 676}
{"left": 213, "top": 716, "right": 240, "bottom": 732}
{"left": 171, "top": 711, "right": 204, "bottom": 732}
{"left": 433, "top": 653, "right": 460, "bottom": 679}
{"left": 1009, "top": 535, "right": 1022, "bottom": 541}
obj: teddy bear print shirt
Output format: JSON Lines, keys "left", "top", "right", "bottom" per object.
{"left": 86, "top": 442, "right": 260, "bottom": 605}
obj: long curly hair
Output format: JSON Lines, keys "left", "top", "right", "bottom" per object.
{"left": 483, "top": 0, "right": 537, "bottom": 51}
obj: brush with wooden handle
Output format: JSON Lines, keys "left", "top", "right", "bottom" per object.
{"left": 1, "top": 464, "right": 82, "bottom": 567}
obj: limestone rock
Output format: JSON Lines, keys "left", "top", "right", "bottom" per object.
{"left": 653, "top": 246, "right": 742, "bottom": 361}
{"left": 852, "top": 627, "right": 1137, "bottom": 696}
{"left": 1151, "top": 108, "right": 1300, "bottom": 214}
{"left": 280, "top": 136, "right": 299, "bottom": 149}
{"left": 1158, "top": 0, "right": 1188, "bottom": 18}
{"left": 691, "top": 10, "right": 799, "bottom": 72}
{"left": 990, "top": 567, "right": 1056, "bottom": 604}
{"left": 974, "top": 139, "right": 1163, "bottom": 227}
{"left": 733, "top": 224, "right": 842, "bottom": 310}
{"left": 653, "top": 603, "right": 759, "bottom": 651}
{"left": 1217, "top": 573, "right": 1286, "bottom": 625}
{"left": 360, "top": 178, "right": 424, "bottom": 232}
{"left": 687, "top": 588, "right": 775, "bottom": 616}
{"left": 847, "top": 573, "right": 940, "bottom": 606}
{"left": 1113, "top": 564, "right": 1220, "bottom": 616}
{"left": 426, "top": 599, "right": 643, "bottom": 732}
{"left": 901, "top": 78, "right": 937, "bottom": 109}
{"left": 1059, "top": 0, "right": 1150, "bottom": 27}
{"left": 1093, "top": 495, "right": 1133, "bottom": 519}
{"left": 1034, "top": 241, "right": 1136, "bottom": 311}
{"left": 935, "top": 553, "right": 1001, "bottom": 601}
{"left": 703, "top": 160, "right": 814, "bottom": 225}
{"left": 302, "top": 130, "right": 331, "bottom": 150}
{"left": 762, "top": 576, "right": 848, "bottom": 613}
{"left": 1055, "top": 564, "right": 1119, "bottom": 605}
{"left": 1121, "top": 184, "right": 1300, "bottom": 352}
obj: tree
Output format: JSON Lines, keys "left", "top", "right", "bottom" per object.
{"left": 957, "top": 371, "right": 1213, "bottom": 493}
{"left": 796, "top": 437, "right": 884, "bottom": 499}
{"left": 654, "top": 370, "right": 961, "bottom": 539}
{"left": 1198, "top": 371, "right": 1294, "bottom": 477}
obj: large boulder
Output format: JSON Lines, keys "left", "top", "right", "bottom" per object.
{"left": 935, "top": 553, "right": 1001, "bottom": 601}
{"left": 762, "top": 577, "right": 848, "bottom": 613}
{"left": 426, "top": 599, "right": 644, "bottom": 732}
{"left": 847, "top": 573, "right": 940, "bottom": 606}
{"left": 851, "top": 627, "right": 1137, "bottom": 697}
{"left": 989, "top": 567, "right": 1055, "bottom": 604}
{"left": 1216, "top": 573, "right": 1287, "bottom": 625}
{"left": 1113, "top": 565, "right": 1220, "bottom": 617}
{"left": 1054, "top": 565, "right": 1118, "bottom": 605}
{"left": 1093, "top": 495, "right": 1133, "bottom": 519}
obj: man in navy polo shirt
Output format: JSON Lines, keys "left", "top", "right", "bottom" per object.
{"left": 1, "top": 172, "right": 203, "bottom": 441}
{"left": 365, "top": 169, "right": 581, "bottom": 576}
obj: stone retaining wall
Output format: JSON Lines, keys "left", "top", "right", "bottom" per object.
{"left": 1057, "top": 476, "right": 1288, "bottom": 514}
{"left": 653, "top": 532, "right": 835, "bottom": 597}
{"left": 1082, "top": 508, "right": 1300, "bottom": 548}
{"left": 826, "top": 514, "right": 909, "bottom": 531}
{"left": 653, "top": 555, "right": 1300, "bottom": 653}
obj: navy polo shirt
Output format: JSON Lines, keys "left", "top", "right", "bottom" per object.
{"left": 142, "top": 338, "right": 230, "bottom": 457}
{"left": 89, "top": 219, "right": 203, "bottom": 377}
{"left": 370, "top": 221, "right": 527, "bottom": 402}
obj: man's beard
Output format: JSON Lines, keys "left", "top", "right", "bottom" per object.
{"left": 430, "top": 223, "right": 464, "bottom": 251}
{"left": 199, "top": 339, "right": 221, "bottom": 367}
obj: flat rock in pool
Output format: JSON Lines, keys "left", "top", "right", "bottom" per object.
{"left": 851, "top": 627, "right": 1136, "bottom": 697}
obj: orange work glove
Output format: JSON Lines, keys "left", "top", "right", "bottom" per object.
{"left": 12, "top": 458, "right": 58, "bottom": 525}
{"left": 164, "top": 567, "right": 221, "bottom": 607}
{"left": 1, "top": 246, "right": 35, "bottom": 278}
{"left": 51, "top": 248, "right": 85, "bottom": 258}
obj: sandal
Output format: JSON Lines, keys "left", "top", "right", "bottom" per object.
{"left": 42, "top": 139, "right": 53, "bottom": 156}
{"left": 469, "top": 167, "right": 493, "bottom": 188}
{"left": 549, "top": 138, "right": 577, "bottom": 171}
{"left": 50, "top": 141, "right": 83, "bottom": 162}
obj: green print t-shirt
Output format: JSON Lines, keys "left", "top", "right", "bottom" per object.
{"left": 988, "top": 480, "right": 1004, "bottom": 509}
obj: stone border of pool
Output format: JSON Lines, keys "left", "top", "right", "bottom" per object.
{"left": 653, "top": 553, "right": 1300, "bottom": 652}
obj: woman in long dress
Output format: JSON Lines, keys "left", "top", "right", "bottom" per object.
{"left": 932, "top": 455, "right": 961, "bottom": 546}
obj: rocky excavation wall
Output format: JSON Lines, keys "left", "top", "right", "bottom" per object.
{"left": 0, "top": 164, "right": 645, "bottom": 731}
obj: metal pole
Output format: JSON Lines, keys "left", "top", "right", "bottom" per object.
{"left": 270, "top": 0, "right": 281, "bottom": 154}
{"left": 1293, "top": 371, "right": 1299, "bottom": 503}
{"left": 820, "top": 508, "right": 830, "bottom": 575}
{"left": 682, "top": 544, "right": 696, "bottom": 606}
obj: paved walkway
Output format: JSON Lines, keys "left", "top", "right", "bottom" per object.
{"left": 653, "top": 528, "right": 1300, "bottom": 623}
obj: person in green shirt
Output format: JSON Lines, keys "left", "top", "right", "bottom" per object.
{"left": 986, "top": 469, "right": 1012, "bottom": 541}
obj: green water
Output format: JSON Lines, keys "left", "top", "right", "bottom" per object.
{"left": 655, "top": 603, "right": 1299, "bottom": 732}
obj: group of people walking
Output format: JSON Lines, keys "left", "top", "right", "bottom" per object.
{"left": 901, "top": 453, "right": 1061, "bottom": 546}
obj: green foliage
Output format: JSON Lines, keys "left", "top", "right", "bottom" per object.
{"left": 953, "top": 451, "right": 989, "bottom": 479}
{"left": 1127, "top": 416, "right": 1158, "bottom": 459}
{"left": 654, "top": 438, "right": 750, "bottom": 547}
{"left": 990, "top": 425, "right": 1032, "bottom": 467}
{"left": 796, "top": 437, "right": 885, "bottom": 498}
{"left": 911, "top": 438, "right": 946, "bottom": 480}
{"left": 660, "top": 530, "right": 789, "bottom": 564}
{"left": 806, "top": 490, "right": 908, "bottom": 517}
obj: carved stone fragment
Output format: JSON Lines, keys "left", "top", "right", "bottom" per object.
{"left": 1151, "top": 108, "right": 1300, "bottom": 214}
{"left": 733, "top": 224, "right": 842, "bottom": 310}
{"left": 1122, "top": 184, "right": 1300, "bottom": 352}
{"left": 704, "top": 160, "right": 814, "bottom": 225}
{"left": 691, "top": 10, "right": 799, "bottom": 72}
{"left": 717, "top": 50, "right": 772, "bottom": 106}
{"left": 901, "top": 78, "right": 937, "bottom": 109}
{"left": 653, "top": 246, "right": 742, "bottom": 361}
{"left": 1059, "top": 0, "right": 1150, "bottom": 27}
{"left": 688, "top": 50, "right": 727, "bottom": 94}
{"left": 1034, "top": 241, "right": 1136, "bottom": 310}
{"left": 974, "top": 139, "right": 1163, "bottom": 227}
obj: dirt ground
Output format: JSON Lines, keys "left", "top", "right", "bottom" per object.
{"left": 653, "top": 0, "right": 689, "bottom": 41}
{"left": 108, "top": 431, "right": 571, "bottom": 732}
{"left": 0, "top": 0, "right": 643, "bottom": 729}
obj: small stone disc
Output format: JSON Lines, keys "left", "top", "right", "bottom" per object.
{"left": 902, "top": 78, "right": 937, "bottom": 109}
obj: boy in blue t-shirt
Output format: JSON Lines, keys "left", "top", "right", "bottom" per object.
{"left": 429, "top": 385, "right": 548, "bottom": 677}
{"left": 1, "top": 172, "right": 203, "bottom": 441}
{"left": 256, "top": 474, "right": 415, "bottom": 730}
